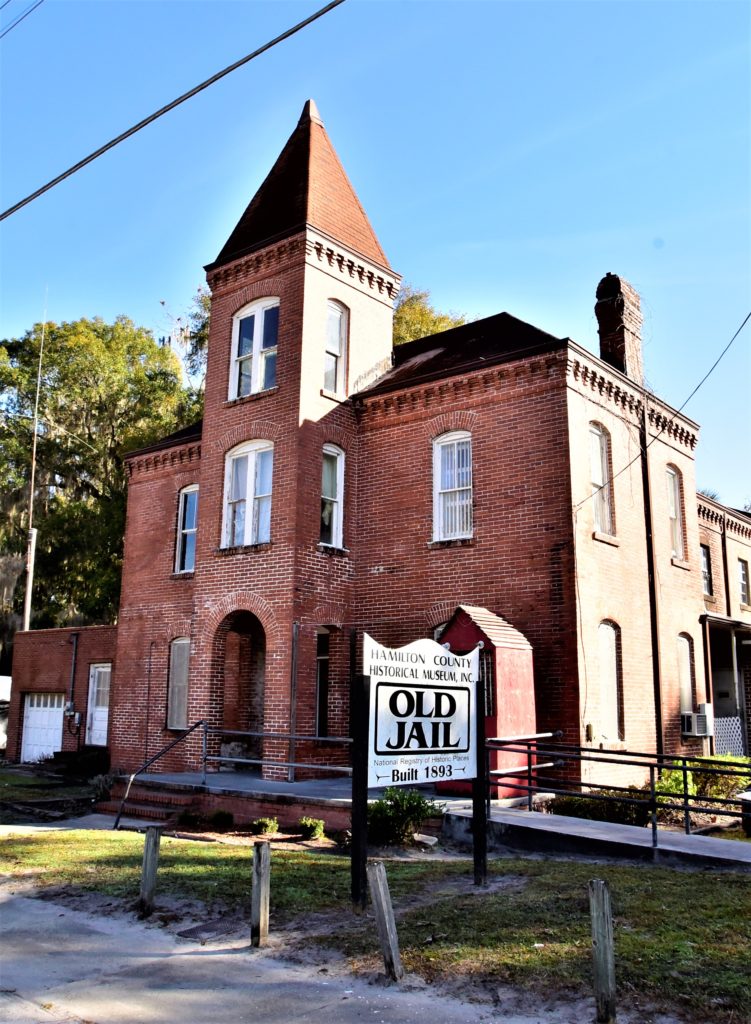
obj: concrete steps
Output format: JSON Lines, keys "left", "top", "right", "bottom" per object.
{"left": 97, "top": 780, "right": 198, "bottom": 825}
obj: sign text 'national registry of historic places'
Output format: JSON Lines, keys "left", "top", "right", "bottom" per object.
{"left": 363, "top": 634, "right": 479, "bottom": 789}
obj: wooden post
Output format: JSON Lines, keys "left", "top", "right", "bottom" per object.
{"left": 137, "top": 825, "right": 162, "bottom": 918}
{"left": 367, "top": 860, "right": 404, "bottom": 982}
{"left": 350, "top": 667, "right": 370, "bottom": 912}
{"left": 250, "top": 841, "right": 270, "bottom": 947}
{"left": 589, "top": 878, "right": 617, "bottom": 1024}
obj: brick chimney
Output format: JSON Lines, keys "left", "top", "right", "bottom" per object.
{"left": 594, "top": 273, "right": 644, "bottom": 386}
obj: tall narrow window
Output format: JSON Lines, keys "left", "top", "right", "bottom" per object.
{"left": 315, "top": 630, "right": 330, "bottom": 737}
{"left": 598, "top": 621, "right": 624, "bottom": 742}
{"left": 666, "top": 466, "right": 685, "bottom": 559}
{"left": 320, "top": 444, "right": 344, "bottom": 548}
{"left": 229, "top": 299, "right": 279, "bottom": 399}
{"left": 433, "top": 431, "right": 473, "bottom": 541}
{"left": 700, "top": 545, "right": 713, "bottom": 596}
{"left": 175, "top": 485, "right": 198, "bottom": 573}
{"left": 740, "top": 559, "right": 750, "bottom": 605}
{"left": 677, "top": 634, "right": 695, "bottom": 715}
{"left": 223, "top": 441, "right": 273, "bottom": 547}
{"left": 589, "top": 424, "right": 613, "bottom": 535}
{"left": 324, "top": 302, "right": 347, "bottom": 395}
{"left": 167, "top": 638, "right": 190, "bottom": 729}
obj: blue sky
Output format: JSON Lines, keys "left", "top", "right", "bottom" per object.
{"left": 1, "top": 0, "right": 749, "bottom": 506}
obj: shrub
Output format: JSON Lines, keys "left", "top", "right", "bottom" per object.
{"left": 176, "top": 809, "right": 201, "bottom": 828}
{"left": 89, "top": 772, "right": 117, "bottom": 800}
{"left": 209, "top": 809, "right": 234, "bottom": 832}
{"left": 656, "top": 767, "right": 697, "bottom": 806}
{"left": 548, "top": 788, "right": 650, "bottom": 827}
{"left": 298, "top": 816, "right": 325, "bottom": 840}
{"left": 689, "top": 754, "right": 751, "bottom": 801}
{"left": 249, "top": 816, "right": 277, "bottom": 835}
{"left": 367, "top": 787, "right": 443, "bottom": 846}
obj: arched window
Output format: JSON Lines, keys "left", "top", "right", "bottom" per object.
{"left": 589, "top": 423, "right": 614, "bottom": 535}
{"left": 175, "top": 485, "right": 198, "bottom": 573}
{"left": 222, "top": 441, "right": 273, "bottom": 547}
{"left": 677, "top": 633, "right": 695, "bottom": 715}
{"left": 324, "top": 301, "right": 348, "bottom": 396}
{"left": 598, "top": 621, "right": 624, "bottom": 742}
{"left": 167, "top": 637, "right": 190, "bottom": 730}
{"left": 433, "top": 431, "right": 473, "bottom": 541}
{"left": 229, "top": 298, "right": 279, "bottom": 399}
{"left": 666, "top": 465, "right": 685, "bottom": 559}
{"left": 320, "top": 444, "right": 344, "bottom": 548}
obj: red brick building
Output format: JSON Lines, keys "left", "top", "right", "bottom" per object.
{"left": 8, "top": 100, "right": 750, "bottom": 778}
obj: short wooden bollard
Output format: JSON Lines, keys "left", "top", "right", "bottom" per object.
{"left": 250, "top": 841, "right": 270, "bottom": 947}
{"left": 589, "top": 878, "right": 617, "bottom": 1024}
{"left": 137, "top": 826, "right": 162, "bottom": 918}
{"left": 367, "top": 860, "right": 404, "bottom": 982}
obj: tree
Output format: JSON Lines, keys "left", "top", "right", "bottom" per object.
{"left": 184, "top": 286, "right": 211, "bottom": 384}
{"left": 393, "top": 284, "right": 466, "bottom": 346}
{"left": 0, "top": 317, "right": 194, "bottom": 638}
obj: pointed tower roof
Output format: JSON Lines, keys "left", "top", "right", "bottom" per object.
{"left": 207, "top": 100, "right": 390, "bottom": 271}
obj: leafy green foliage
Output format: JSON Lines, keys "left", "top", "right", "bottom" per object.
{"left": 184, "top": 286, "right": 211, "bottom": 383}
{"left": 208, "top": 809, "right": 234, "bottom": 832}
{"left": 250, "top": 816, "right": 278, "bottom": 835}
{"left": 393, "top": 284, "right": 466, "bottom": 347}
{"left": 547, "top": 788, "right": 650, "bottom": 826}
{"left": 367, "top": 787, "right": 442, "bottom": 845}
{"left": 0, "top": 317, "right": 196, "bottom": 634}
{"left": 298, "top": 816, "right": 325, "bottom": 839}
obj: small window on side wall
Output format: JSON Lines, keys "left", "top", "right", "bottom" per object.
{"left": 229, "top": 299, "right": 279, "bottom": 399}
{"left": 324, "top": 302, "right": 348, "bottom": 396}
{"left": 598, "top": 620, "right": 624, "bottom": 742}
{"left": 433, "top": 431, "right": 473, "bottom": 541}
{"left": 666, "top": 466, "right": 685, "bottom": 559}
{"left": 320, "top": 444, "right": 344, "bottom": 548}
{"left": 700, "top": 545, "right": 713, "bottom": 596}
{"left": 175, "top": 486, "right": 198, "bottom": 573}
{"left": 589, "top": 423, "right": 614, "bottom": 535}
{"left": 167, "top": 638, "right": 190, "bottom": 729}
{"left": 740, "top": 559, "right": 750, "bottom": 606}
{"left": 677, "top": 633, "right": 695, "bottom": 715}
{"left": 316, "top": 630, "right": 330, "bottom": 737}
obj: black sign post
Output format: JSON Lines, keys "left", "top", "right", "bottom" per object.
{"left": 471, "top": 671, "right": 487, "bottom": 886}
{"left": 350, "top": 669, "right": 370, "bottom": 912}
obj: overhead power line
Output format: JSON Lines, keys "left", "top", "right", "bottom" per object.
{"left": 0, "top": 0, "right": 45, "bottom": 40}
{"left": 0, "top": 0, "right": 347, "bottom": 221}
{"left": 575, "top": 309, "right": 751, "bottom": 512}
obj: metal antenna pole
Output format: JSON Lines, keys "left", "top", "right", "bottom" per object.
{"left": 22, "top": 313, "right": 46, "bottom": 631}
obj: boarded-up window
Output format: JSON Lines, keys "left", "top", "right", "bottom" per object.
{"left": 598, "top": 621, "right": 623, "bottom": 742}
{"left": 167, "top": 638, "right": 190, "bottom": 730}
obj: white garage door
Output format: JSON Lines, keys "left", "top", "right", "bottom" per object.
{"left": 21, "top": 693, "right": 65, "bottom": 763}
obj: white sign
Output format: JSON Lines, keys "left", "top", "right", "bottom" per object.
{"left": 363, "top": 634, "right": 479, "bottom": 789}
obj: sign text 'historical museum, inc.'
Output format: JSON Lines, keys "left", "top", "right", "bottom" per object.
{"left": 363, "top": 634, "right": 479, "bottom": 788}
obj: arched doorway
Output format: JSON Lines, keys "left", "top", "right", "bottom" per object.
{"left": 212, "top": 610, "right": 266, "bottom": 770}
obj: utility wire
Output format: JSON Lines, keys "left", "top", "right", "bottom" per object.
{"left": 0, "top": 0, "right": 17, "bottom": 12}
{"left": 0, "top": 0, "right": 45, "bottom": 40}
{"left": 0, "top": 0, "right": 347, "bottom": 221}
{"left": 575, "top": 309, "right": 751, "bottom": 511}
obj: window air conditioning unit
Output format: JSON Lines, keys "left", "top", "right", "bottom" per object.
{"left": 681, "top": 703, "right": 714, "bottom": 738}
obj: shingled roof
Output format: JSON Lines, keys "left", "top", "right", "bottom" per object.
{"left": 358, "top": 311, "right": 567, "bottom": 398}
{"left": 207, "top": 100, "right": 390, "bottom": 272}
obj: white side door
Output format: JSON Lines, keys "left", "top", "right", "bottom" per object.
{"left": 21, "top": 693, "right": 65, "bottom": 762}
{"left": 86, "top": 664, "right": 111, "bottom": 746}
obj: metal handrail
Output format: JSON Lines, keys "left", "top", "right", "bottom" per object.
{"left": 113, "top": 719, "right": 205, "bottom": 829}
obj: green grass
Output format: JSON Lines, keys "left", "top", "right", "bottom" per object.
{"left": 1, "top": 830, "right": 749, "bottom": 1022}
{"left": 0, "top": 767, "right": 94, "bottom": 804}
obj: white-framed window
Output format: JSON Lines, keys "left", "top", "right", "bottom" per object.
{"left": 589, "top": 423, "right": 614, "bottom": 535}
{"left": 598, "top": 620, "right": 624, "bottom": 742}
{"left": 320, "top": 444, "right": 344, "bottom": 548}
{"left": 222, "top": 441, "right": 273, "bottom": 547}
{"left": 229, "top": 298, "right": 279, "bottom": 399}
{"left": 677, "top": 633, "right": 695, "bottom": 715}
{"left": 175, "top": 485, "right": 198, "bottom": 573}
{"left": 324, "top": 301, "right": 348, "bottom": 395}
{"left": 167, "top": 637, "right": 190, "bottom": 730}
{"left": 700, "top": 544, "right": 713, "bottom": 596}
{"left": 740, "top": 559, "right": 750, "bottom": 605}
{"left": 433, "top": 431, "right": 473, "bottom": 541}
{"left": 666, "top": 466, "right": 685, "bottom": 559}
